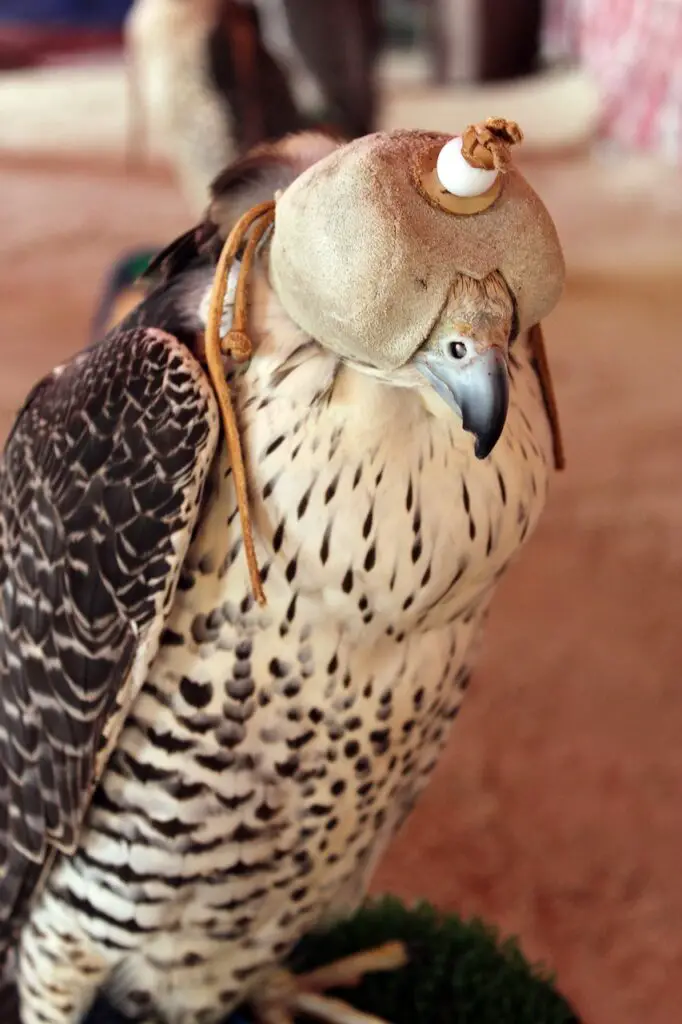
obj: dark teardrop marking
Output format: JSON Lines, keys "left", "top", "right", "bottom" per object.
{"left": 269, "top": 658, "right": 290, "bottom": 678}
{"left": 320, "top": 523, "right": 332, "bottom": 565}
{"left": 362, "top": 506, "right": 373, "bottom": 540}
{"left": 273, "top": 520, "right": 286, "bottom": 553}
{"left": 286, "top": 556, "right": 298, "bottom": 583}
{"left": 324, "top": 473, "right": 340, "bottom": 504}
{"left": 180, "top": 676, "right": 213, "bottom": 709}
{"left": 297, "top": 483, "right": 314, "bottom": 519}
{"left": 264, "top": 435, "right": 285, "bottom": 457}
{"left": 263, "top": 476, "right": 278, "bottom": 500}
{"left": 462, "top": 480, "right": 471, "bottom": 514}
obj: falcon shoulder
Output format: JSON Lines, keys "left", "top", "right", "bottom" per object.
{"left": 0, "top": 325, "right": 219, "bottom": 952}
{"left": 139, "top": 127, "right": 343, "bottom": 294}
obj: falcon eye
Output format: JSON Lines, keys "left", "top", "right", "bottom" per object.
{"left": 448, "top": 341, "right": 467, "bottom": 360}
{"left": 436, "top": 137, "right": 499, "bottom": 198}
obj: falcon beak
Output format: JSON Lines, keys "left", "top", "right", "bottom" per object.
{"left": 415, "top": 339, "right": 510, "bottom": 459}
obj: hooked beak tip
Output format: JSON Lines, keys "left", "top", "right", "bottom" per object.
{"left": 416, "top": 344, "right": 510, "bottom": 459}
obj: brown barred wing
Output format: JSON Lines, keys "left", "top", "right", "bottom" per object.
{"left": 0, "top": 326, "right": 219, "bottom": 955}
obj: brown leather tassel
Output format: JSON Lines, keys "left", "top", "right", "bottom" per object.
{"left": 205, "top": 199, "right": 276, "bottom": 606}
{"left": 529, "top": 322, "right": 565, "bottom": 471}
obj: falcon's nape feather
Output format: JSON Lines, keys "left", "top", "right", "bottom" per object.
{"left": 0, "top": 130, "right": 561, "bottom": 1024}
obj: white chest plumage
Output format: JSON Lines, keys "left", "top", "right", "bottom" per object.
{"left": 24, "top": 322, "right": 552, "bottom": 1023}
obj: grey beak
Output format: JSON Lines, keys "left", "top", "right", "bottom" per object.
{"left": 416, "top": 341, "right": 510, "bottom": 459}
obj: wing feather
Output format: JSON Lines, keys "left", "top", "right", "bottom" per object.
{"left": 0, "top": 325, "right": 219, "bottom": 955}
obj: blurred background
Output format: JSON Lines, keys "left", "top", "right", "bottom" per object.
{"left": 1, "top": 2, "right": 681, "bottom": 1022}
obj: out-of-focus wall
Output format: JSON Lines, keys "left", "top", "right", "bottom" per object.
{"left": 0, "top": 0, "right": 133, "bottom": 27}
{"left": 542, "top": 0, "right": 682, "bottom": 165}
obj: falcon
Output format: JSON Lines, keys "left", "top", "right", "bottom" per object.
{"left": 0, "top": 123, "right": 564, "bottom": 1024}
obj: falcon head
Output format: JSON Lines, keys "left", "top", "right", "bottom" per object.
{"left": 265, "top": 123, "right": 565, "bottom": 459}
{"left": 409, "top": 269, "right": 515, "bottom": 458}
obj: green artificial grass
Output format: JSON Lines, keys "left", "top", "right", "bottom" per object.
{"left": 282, "top": 896, "right": 579, "bottom": 1024}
